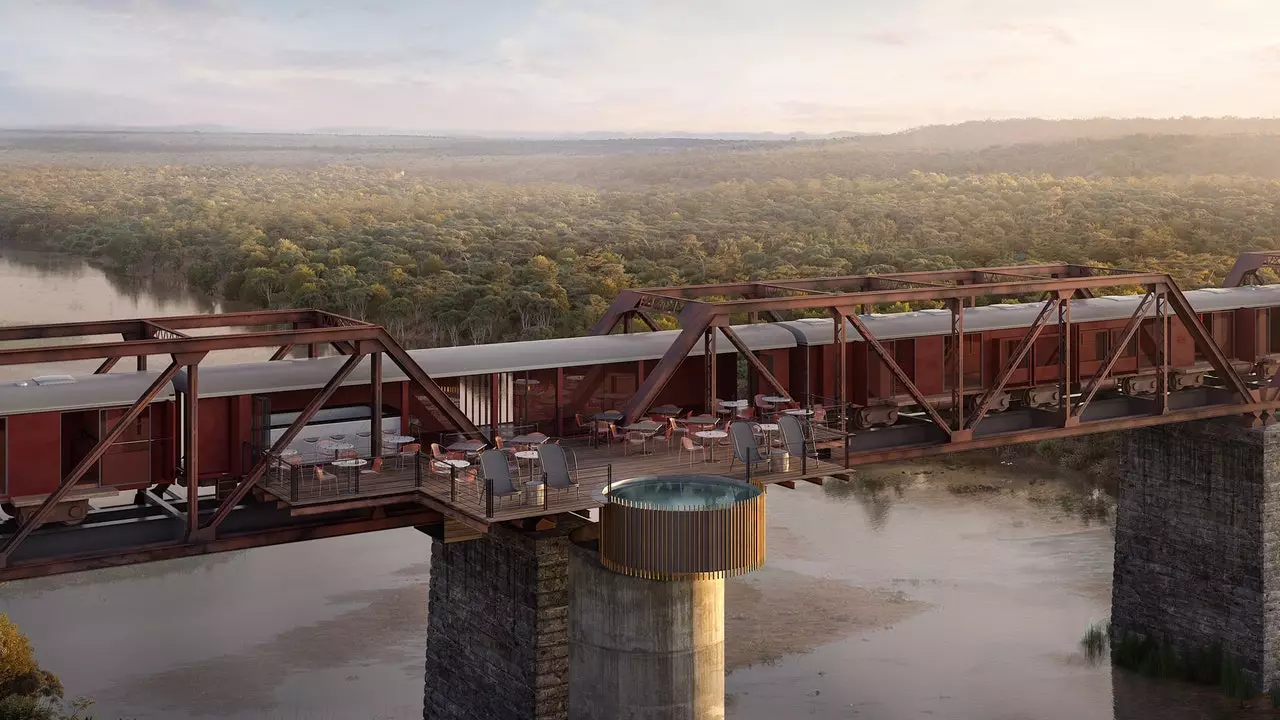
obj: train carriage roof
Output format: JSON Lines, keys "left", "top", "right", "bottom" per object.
{"left": 0, "top": 370, "right": 174, "bottom": 415}
{"left": 169, "top": 322, "right": 802, "bottom": 399}
{"left": 7, "top": 284, "right": 1280, "bottom": 412}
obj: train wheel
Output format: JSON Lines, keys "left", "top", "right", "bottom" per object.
{"left": 61, "top": 500, "right": 89, "bottom": 526}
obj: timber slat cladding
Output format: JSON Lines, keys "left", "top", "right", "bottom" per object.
{"left": 599, "top": 492, "right": 766, "bottom": 581}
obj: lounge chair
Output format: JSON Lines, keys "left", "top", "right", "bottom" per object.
{"left": 537, "top": 443, "right": 579, "bottom": 498}
{"left": 778, "top": 415, "right": 816, "bottom": 460}
{"left": 729, "top": 420, "right": 769, "bottom": 473}
{"left": 478, "top": 449, "right": 524, "bottom": 508}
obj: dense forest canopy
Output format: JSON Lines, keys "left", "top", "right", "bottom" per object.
{"left": 1, "top": 118, "right": 1279, "bottom": 347}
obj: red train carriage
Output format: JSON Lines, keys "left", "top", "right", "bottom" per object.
{"left": 0, "top": 372, "right": 176, "bottom": 525}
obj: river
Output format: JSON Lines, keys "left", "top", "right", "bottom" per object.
{"left": 0, "top": 249, "right": 1259, "bottom": 719}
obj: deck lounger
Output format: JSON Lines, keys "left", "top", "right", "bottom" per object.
{"left": 537, "top": 443, "right": 580, "bottom": 498}
{"left": 779, "top": 415, "right": 815, "bottom": 459}
{"left": 729, "top": 420, "right": 769, "bottom": 472}
{"left": 479, "top": 449, "right": 524, "bottom": 506}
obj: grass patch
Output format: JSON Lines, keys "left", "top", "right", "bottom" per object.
{"left": 1081, "top": 622, "right": 1109, "bottom": 662}
{"left": 1085, "top": 623, "right": 1257, "bottom": 701}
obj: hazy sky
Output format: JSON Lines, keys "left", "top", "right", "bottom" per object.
{"left": 1, "top": 0, "right": 1279, "bottom": 134}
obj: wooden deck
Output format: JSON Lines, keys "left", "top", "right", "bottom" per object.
{"left": 260, "top": 434, "right": 850, "bottom": 525}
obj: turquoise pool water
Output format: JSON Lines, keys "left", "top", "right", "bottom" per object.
{"left": 606, "top": 474, "right": 761, "bottom": 510}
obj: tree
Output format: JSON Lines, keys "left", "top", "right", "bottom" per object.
{"left": 0, "top": 614, "right": 92, "bottom": 720}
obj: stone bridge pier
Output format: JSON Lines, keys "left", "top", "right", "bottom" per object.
{"left": 1113, "top": 418, "right": 1280, "bottom": 689}
{"left": 421, "top": 527, "right": 728, "bottom": 720}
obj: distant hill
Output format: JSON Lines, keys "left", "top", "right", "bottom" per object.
{"left": 852, "top": 117, "right": 1280, "bottom": 152}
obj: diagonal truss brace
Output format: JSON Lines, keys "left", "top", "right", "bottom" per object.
{"left": 1162, "top": 283, "right": 1255, "bottom": 403}
{"left": 1073, "top": 291, "right": 1155, "bottom": 419}
{"left": 843, "top": 310, "right": 953, "bottom": 437}
{"left": 968, "top": 296, "right": 1060, "bottom": 431}
{"left": 194, "top": 353, "right": 366, "bottom": 539}
{"left": 718, "top": 325, "right": 792, "bottom": 402}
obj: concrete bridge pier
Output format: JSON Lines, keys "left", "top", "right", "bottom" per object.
{"left": 1113, "top": 418, "right": 1280, "bottom": 690}
{"left": 568, "top": 544, "right": 726, "bottom": 720}
{"left": 421, "top": 532, "right": 729, "bottom": 720}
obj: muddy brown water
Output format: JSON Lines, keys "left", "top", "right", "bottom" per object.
{"left": 0, "top": 249, "right": 1262, "bottom": 719}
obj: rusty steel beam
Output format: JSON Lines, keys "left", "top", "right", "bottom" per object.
{"left": 1059, "top": 297, "right": 1072, "bottom": 420}
{"left": 269, "top": 344, "right": 294, "bottom": 361}
{"left": 144, "top": 320, "right": 189, "bottom": 339}
{"left": 93, "top": 357, "right": 121, "bottom": 374}
{"left": 0, "top": 325, "right": 381, "bottom": 366}
{"left": 719, "top": 326, "right": 791, "bottom": 402}
{"left": 833, "top": 307, "right": 847, "bottom": 430}
{"left": 967, "top": 297, "right": 1060, "bottom": 431}
{"left": 0, "top": 360, "right": 183, "bottom": 568}
{"left": 370, "top": 351, "right": 383, "bottom": 460}
{"left": 565, "top": 363, "right": 609, "bottom": 416}
{"left": 704, "top": 327, "right": 717, "bottom": 413}
{"left": 634, "top": 311, "right": 661, "bottom": 332}
{"left": 1162, "top": 283, "right": 1255, "bottom": 403}
{"left": 844, "top": 311, "right": 953, "bottom": 437}
{"left": 754, "top": 282, "right": 835, "bottom": 296}
{"left": 588, "top": 291, "right": 642, "bottom": 335}
{"left": 0, "top": 310, "right": 322, "bottom": 343}
{"left": 1074, "top": 292, "right": 1156, "bottom": 419}
{"left": 0, "top": 509, "right": 442, "bottom": 582}
{"left": 1224, "top": 252, "right": 1280, "bottom": 287}
{"left": 183, "top": 359, "right": 204, "bottom": 539}
{"left": 636, "top": 263, "right": 1103, "bottom": 298}
{"left": 330, "top": 340, "right": 355, "bottom": 355}
{"left": 197, "top": 353, "right": 367, "bottom": 538}
{"left": 827, "top": 400, "right": 1274, "bottom": 469}
{"left": 1156, "top": 293, "right": 1169, "bottom": 414}
{"left": 708, "top": 273, "right": 1167, "bottom": 315}
{"left": 373, "top": 330, "right": 484, "bottom": 439}
{"left": 620, "top": 306, "right": 716, "bottom": 424}
{"left": 950, "top": 299, "right": 965, "bottom": 430}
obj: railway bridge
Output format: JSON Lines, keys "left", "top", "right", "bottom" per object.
{"left": 3, "top": 255, "right": 1280, "bottom": 718}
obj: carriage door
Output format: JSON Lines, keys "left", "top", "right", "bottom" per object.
{"left": 250, "top": 395, "right": 272, "bottom": 465}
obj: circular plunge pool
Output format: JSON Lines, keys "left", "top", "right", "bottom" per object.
{"left": 595, "top": 474, "right": 766, "bottom": 580}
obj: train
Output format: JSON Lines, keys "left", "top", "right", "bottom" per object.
{"left": 4, "top": 283, "right": 1280, "bottom": 524}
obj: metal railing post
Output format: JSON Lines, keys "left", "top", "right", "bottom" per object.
{"left": 606, "top": 464, "right": 613, "bottom": 497}
{"left": 802, "top": 427, "right": 809, "bottom": 475}
{"left": 486, "top": 475, "right": 494, "bottom": 518}
{"left": 449, "top": 466, "right": 457, "bottom": 502}
{"left": 414, "top": 453, "right": 423, "bottom": 489}
{"left": 290, "top": 463, "right": 299, "bottom": 502}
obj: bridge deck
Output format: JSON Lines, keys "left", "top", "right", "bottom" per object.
{"left": 260, "top": 437, "right": 847, "bottom": 524}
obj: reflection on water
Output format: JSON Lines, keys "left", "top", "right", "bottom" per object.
{"left": 0, "top": 249, "right": 1257, "bottom": 719}
{"left": 0, "top": 530, "right": 431, "bottom": 720}
{"left": 0, "top": 248, "right": 315, "bottom": 380}
{"left": 822, "top": 474, "right": 901, "bottom": 530}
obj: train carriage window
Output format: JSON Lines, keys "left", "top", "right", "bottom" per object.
{"left": 1109, "top": 330, "right": 1137, "bottom": 358}
{"left": 1000, "top": 339, "right": 1031, "bottom": 371}
{"left": 1092, "top": 332, "right": 1109, "bottom": 362}
{"left": 944, "top": 334, "right": 984, "bottom": 388}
